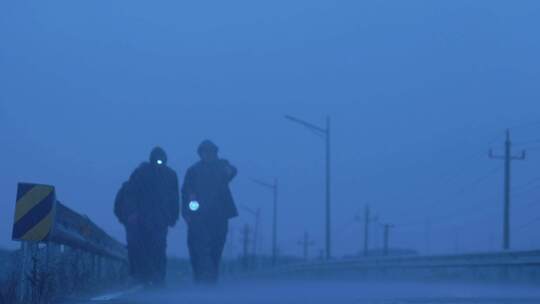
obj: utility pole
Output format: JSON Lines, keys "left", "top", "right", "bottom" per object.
{"left": 364, "top": 207, "right": 370, "bottom": 256}
{"left": 489, "top": 129, "right": 526, "bottom": 250}
{"left": 272, "top": 179, "right": 277, "bottom": 265}
{"left": 251, "top": 178, "right": 278, "bottom": 266}
{"left": 285, "top": 115, "right": 332, "bottom": 260}
{"left": 383, "top": 224, "right": 394, "bottom": 256}
{"left": 358, "top": 205, "right": 377, "bottom": 256}
{"left": 254, "top": 209, "right": 260, "bottom": 258}
{"left": 241, "top": 224, "right": 251, "bottom": 270}
{"left": 297, "top": 231, "right": 315, "bottom": 261}
{"left": 325, "top": 116, "right": 331, "bottom": 261}
{"left": 240, "top": 205, "right": 261, "bottom": 260}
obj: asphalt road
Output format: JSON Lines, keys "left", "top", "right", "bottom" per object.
{"left": 65, "top": 280, "right": 540, "bottom": 304}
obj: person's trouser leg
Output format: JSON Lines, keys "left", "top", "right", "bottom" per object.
{"left": 154, "top": 231, "right": 167, "bottom": 285}
{"left": 209, "top": 220, "right": 228, "bottom": 283}
{"left": 188, "top": 222, "right": 214, "bottom": 284}
{"left": 142, "top": 227, "right": 167, "bottom": 286}
{"left": 187, "top": 235, "right": 201, "bottom": 282}
{"left": 126, "top": 225, "right": 143, "bottom": 282}
{"left": 139, "top": 226, "right": 157, "bottom": 284}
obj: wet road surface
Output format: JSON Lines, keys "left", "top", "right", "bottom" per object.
{"left": 65, "top": 280, "right": 540, "bottom": 304}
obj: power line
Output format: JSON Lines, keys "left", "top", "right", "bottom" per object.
{"left": 395, "top": 166, "right": 502, "bottom": 227}
{"left": 510, "top": 120, "right": 540, "bottom": 130}
{"left": 522, "top": 199, "right": 540, "bottom": 209}
{"left": 517, "top": 216, "right": 540, "bottom": 231}
{"left": 513, "top": 139, "right": 540, "bottom": 147}
{"left": 513, "top": 176, "right": 540, "bottom": 193}
{"left": 394, "top": 131, "right": 505, "bottom": 213}
{"left": 395, "top": 133, "right": 528, "bottom": 230}
{"left": 514, "top": 184, "right": 540, "bottom": 199}
{"left": 398, "top": 191, "right": 500, "bottom": 230}
{"left": 509, "top": 120, "right": 540, "bottom": 131}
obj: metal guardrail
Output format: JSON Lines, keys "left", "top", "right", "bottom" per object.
{"left": 10, "top": 182, "right": 128, "bottom": 303}
{"left": 264, "top": 250, "right": 540, "bottom": 283}
{"left": 11, "top": 183, "right": 127, "bottom": 261}
{"left": 292, "top": 250, "right": 540, "bottom": 269}
{"left": 53, "top": 203, "right": 127, "bottom": 261}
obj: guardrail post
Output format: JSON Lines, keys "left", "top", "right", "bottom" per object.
{"left": 95, "top": 255, "right": 103, "bottom": 281}
{"left": 45, "top": 242, "right": 52, "bottom": 272}
{"left": 91, "top": 254, "right": 101, "bottom": 283}
{"left": 47, "top": 242, "right": 61, "bottom": 295}
{"left": 19, "top": 241, "right": 38, "bottom": 303}
{"left": 18, "top": 241, "right": 29, "bottom": 303}
{"left": 105, "top": 259, "right": 113, "bottom": 281}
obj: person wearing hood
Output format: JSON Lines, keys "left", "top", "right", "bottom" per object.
{"left": 181, "top": 140, "right": 238, "bottom": 284}
{"left": 115, "top": 146, "right": 179, "bottom": 286}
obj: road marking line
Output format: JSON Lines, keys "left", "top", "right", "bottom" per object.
{"left": 91, "top": 285, "right": 143, "bottom": 301}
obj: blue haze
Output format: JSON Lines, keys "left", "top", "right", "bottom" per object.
{"left": 1, "top": 1, "right": 540, "bottom": 258}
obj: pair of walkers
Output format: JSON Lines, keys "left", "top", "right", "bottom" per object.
{"left": 114, "top": 140, "right": 237, "bottom": 286}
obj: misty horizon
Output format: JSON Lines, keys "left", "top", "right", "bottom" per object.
{"left": 2, "top": 1, "right": 540, "bottom": 260}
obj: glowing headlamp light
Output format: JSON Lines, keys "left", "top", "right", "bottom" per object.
{"left": 189, "top": 200, "right": 200, "bottom": 212}
{"left": 156, "top": 159, "right": 163, "bottom": 165}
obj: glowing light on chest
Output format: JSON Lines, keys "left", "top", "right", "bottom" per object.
{"left": 189, "top": 200, "right": 200, "bottom": 212}
{"left": 156, "top": 160, "right": 163, "bottom": 165}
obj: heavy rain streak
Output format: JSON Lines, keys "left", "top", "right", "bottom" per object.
{"left": 1, "top": 1, "right": 540, "bottom": 304}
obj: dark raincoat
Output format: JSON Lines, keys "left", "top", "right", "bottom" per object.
{"left": 115, "top": 162, "right": 179, "bottom": 284}
{"left": 181, "top": 159, "right": 237, "bottom": 283}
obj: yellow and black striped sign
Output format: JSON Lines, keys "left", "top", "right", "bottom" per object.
{"left": 12, "top": 183, "right": 56, "bottom": 241}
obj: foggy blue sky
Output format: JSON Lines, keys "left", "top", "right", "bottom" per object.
{"left": 1, "top": 1, "right": 540, "bottom": 258}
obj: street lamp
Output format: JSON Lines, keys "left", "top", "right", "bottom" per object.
{"left": 285, "top": 115, "right": 331, "bottom": 260}
{"left": 240, "top": 205, "right": 261, "bottom": 259}
{"left": 251, "top": 178, "right": 278, "bottom": 266}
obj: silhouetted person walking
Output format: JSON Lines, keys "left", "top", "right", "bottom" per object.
{"left": 115, "top": 147, "right": 179, "bottom": 286}
{"left": 182, "top": 140, "right": 238, "bottom": 284}
{"left": 114, "top": 181, "right": 142, "bottom": 280}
